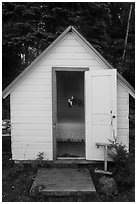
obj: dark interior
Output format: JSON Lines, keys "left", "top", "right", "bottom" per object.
{"left": 56, "top": 71, "right": 85, "bottom": 158}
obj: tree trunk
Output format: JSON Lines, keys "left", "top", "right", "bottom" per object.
{"left": 121, "top": 3, "right": 133, "bottom": 68}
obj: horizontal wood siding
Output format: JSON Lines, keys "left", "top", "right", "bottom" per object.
{"left": 10, "top": 68, "right": 53, "bottom": 160}
{"left": 39, "top": 33, "right": 103, "bottom": 68}
{"left": 11, "top": 32, "right": 105, "bottom": 161}
{"left": 117, "top": 82, "right": 129, "bottom": 149}
{"left": 11, "top": 31, "right": 129, "bottom": 160}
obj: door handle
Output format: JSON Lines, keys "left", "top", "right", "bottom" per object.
{"left": 110, "top": 114, "right": 116, "bottom": 125}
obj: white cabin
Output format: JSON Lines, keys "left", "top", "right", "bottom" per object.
{"left": 3, "top": 26, "right": 135, "bottom": 161}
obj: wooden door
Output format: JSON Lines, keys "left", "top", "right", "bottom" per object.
{"left": 85, "top": 69, "right": 117, "bottom": 160}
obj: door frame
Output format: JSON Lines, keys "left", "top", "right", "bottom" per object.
{"left": 52, "top": 67, "right": 89, "bottom": 160}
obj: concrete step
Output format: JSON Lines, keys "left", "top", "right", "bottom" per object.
{"left": 30, "top": 168, "right": 98, "bottom": 201}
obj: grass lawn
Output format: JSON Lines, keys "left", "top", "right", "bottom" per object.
{"left": 2, "top": 153, "right": 34, "bottom": 202}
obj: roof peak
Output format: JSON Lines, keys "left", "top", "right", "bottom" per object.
{"left": 2, "top": 26, "right": 135, "bottom": 99}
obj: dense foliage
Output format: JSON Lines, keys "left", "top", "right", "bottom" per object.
{"left": 109, "top": 142, "right": 135, "bottom": 191}
{"left": 2, "top": 2, "right": 135, "bottom": 90}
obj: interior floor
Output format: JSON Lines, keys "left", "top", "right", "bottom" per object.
{"left": 57, "top": 141, "right": 85, "bottom": 158}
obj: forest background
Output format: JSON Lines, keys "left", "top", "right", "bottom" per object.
{"left": 2, "top": 2, "right": 135, "bottom": 118}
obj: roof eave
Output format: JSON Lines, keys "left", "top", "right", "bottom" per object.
{"left": 117, "top": 73, "right": 135, "bottom": 98}
{"left": 71, "top": 26, "right": 135, "bottom": 98}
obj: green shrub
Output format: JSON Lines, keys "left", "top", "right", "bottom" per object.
{"left": 110, "top": 142, "right": 134, "bottom": 189}
{"left": 36, "top": 152, "right": 44, "bottom": 162}
{"left": 31, "top": 152, "right": 49, "bottom": 169}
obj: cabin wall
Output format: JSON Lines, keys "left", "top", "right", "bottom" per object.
{"left": 11, "top": 32, "right": 105, "bottom": 161}
{"left": 10, "top": 32, "right": 129, "bottom": 160}
{"left": 11, "top": 31, "right": 101, "bottom": 160}
{"left": 117, "top": 83, "right": 129, "bottom": 149}
{"left": 10, "top": 71, "right": 52, "bottom": 160}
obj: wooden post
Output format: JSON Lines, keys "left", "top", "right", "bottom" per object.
{"left": 96, "top": 143, "right": 112, "bottom": 174}
{"left": 104, "top": 145, "right": 108, "bottom": 171}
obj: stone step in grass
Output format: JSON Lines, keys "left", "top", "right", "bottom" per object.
{"left": 30, "top": 168, "right": 98, "bottom": 201}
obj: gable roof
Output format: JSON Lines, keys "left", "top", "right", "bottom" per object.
{"left": 2, "top": 26, "right": 135, "bottom": 99}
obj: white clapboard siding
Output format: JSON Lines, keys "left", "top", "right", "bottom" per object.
{"left": 117, "top": 104, "right": 129, "bottom": 110}
{"left": 11, "top": 110, "right": 52, "bottom": 117}
{"left": 11, "top": 92, "right": 51, "bottom": 98}
{"left": 116, "top": 136, "right": 128, "bottom": 146}
{"left": 19, "top": 78, "right": 51, "bottom": 86}
{"left": 27, "top": 70, "right": 51, "bottom": 78}
{"left": 12, "top": 145, "right": 52, "bottom": 156}
{"left": 12, "top": 142, "right": 52, "bottom": 149}
{"left": 12, "top": 134, "right": 51, "bottom": 140}
{"left": 11, "top": 30, "right": 130, "bottom": 161}
{"left": 13, "top": 85, "right": 51, "bottom": 92}
{"left": 117, "top": 84, "right": 127, "bottom": 92}
{"left": 13, "top": 137, "right": 52, "bottom": 144}
{"left": 11, "top": 58, "right": 53, "bottom": 162}
{"left": 12, "top": 123, "right": 52, "bottom": 130}
{"left": 118, "top": 110, "right": 129, "bottom": 117}
{"left": 40, "top": 58, "right": 102, "bottom": 67}
{"left": 52, "top": 46, "right": 88, "bottom": 53}
{"left": 11, "top": 31, "right": 102, "bottom": 161}
{"left": 12, "top": 147, "right": 52, "bottom": 155}
{"left": 11, "top": 104, "right": 52, "bottom": 111}
{"left": 117, "top": 91, "right": 129, "bottom": 98}
{"left": 38, "top": 34, "right": 103, "bottom": 68}
{"left": 11, "top": 98, "right": 52, "bottom": 105}
{"left": 12, "top": 130, "right": 52, "bottom": 138}
{"left": 117, "top": 123, "right": 128, "bottom": 129}
{"left": 117, "top": 116, "right": 128, "bottom": 123}
{"left": 117, "top": 83, "right": 129, "bottom": 148}
{"left": 58, "top": 38, "right": 81, "bottom": 47}
{"left": 12, "top": 117, "right": 52, "bottom": 124}
{"left": 12, "top": 136, "right": 52, "bottom": 142}
{"left": 47, "top": 52, "right": 94, "bottom": 60}
{"left": 36, "top": 65, "right": 101, "bottom": 71}
{"left": 117, "top": 129, "right": 129, "bottom": 137}
{"left": 117, "top": 98, "right": 129, "bottom": 105}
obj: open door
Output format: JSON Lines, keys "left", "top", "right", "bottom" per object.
{"left": 85, "top": 69, "right": 117, "bottom": 160}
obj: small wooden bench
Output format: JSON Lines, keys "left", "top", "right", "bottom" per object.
{"left": 96, "top": 142, "right": 112, "bottom": 172}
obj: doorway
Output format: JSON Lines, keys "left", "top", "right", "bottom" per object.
{"left": 55, "top": 71, "right": 85, "bottom": 159}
